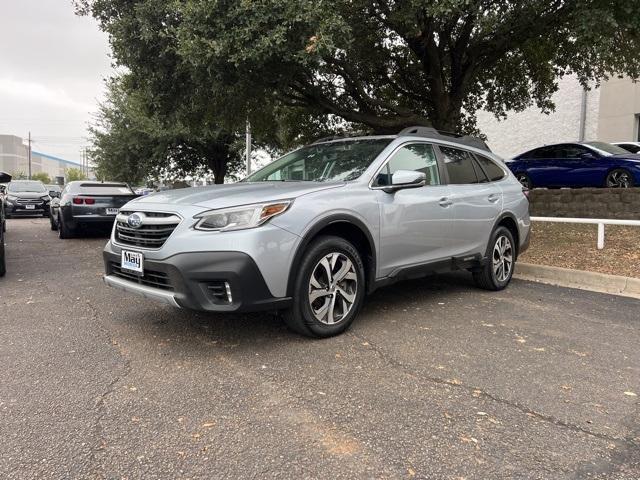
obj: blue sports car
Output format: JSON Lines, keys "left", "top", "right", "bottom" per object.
{"left": 507, "top": 141, "right": 640, "bottom": 189}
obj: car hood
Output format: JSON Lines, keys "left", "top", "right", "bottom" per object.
{"left": 7, "top": 191, "right": 47, "bottom": 199}
{"left": 127, "top": 181, "right": 345, "bottom": 209}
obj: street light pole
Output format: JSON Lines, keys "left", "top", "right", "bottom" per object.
{"left": 245, "top": 120, "right": 252, "bottom": 176}
{"left": 28, "top": 131, "right": 32, "bottom": 179}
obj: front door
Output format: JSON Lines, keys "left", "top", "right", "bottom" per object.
{"left": 374, "top": 142, "right": 454, "bottom": 277}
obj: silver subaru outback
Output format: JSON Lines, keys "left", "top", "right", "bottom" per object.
{"left": 103, "top": 127, "right": 530, "bottom": 338}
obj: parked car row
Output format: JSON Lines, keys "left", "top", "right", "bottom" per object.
{"left": 506, "top": 141, "right": 640, "bottom": 189}
{"left": 0, "top": 179, "right": 137, "bottom": 278}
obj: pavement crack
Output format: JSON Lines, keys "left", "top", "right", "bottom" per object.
{"left": 347, "top": 330, "right": 636, "bottom": 448}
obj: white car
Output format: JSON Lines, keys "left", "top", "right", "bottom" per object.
{"left": 612, "top": 141, "right": 640, "bottom": 154}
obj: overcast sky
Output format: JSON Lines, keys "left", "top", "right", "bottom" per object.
{"left": 0, "top": 0, "right": 112, "bottom": 164}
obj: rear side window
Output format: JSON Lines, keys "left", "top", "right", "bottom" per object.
{"left": 375, "top": 143, "right": 440, "bottom": 187}
{"left": 77, "top": 183, "right": 133, "bottom": 195}
{"left": 475, "top": 154, "right": 506, "bottom": 181}
{"left": 440, "top": 146, "right": 479, "bottom": 184}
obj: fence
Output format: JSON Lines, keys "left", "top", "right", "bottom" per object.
{"left": 530, "top": 216, "right": 640, "bottom": 249}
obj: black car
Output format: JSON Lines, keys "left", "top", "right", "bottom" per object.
{"left": 51, "top": 181, "right": 138, "bottom": 238}
{"left": 4, "top": 180, "right": 51, "bottom": 218}
{"left": 1, "top": 171, "right": 13, "bottom": 277}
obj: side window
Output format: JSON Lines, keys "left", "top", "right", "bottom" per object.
{"left": 530, "top": 147, "right": 552, "bottom": 159}
{"left": 440, "top": 146, "right": 479, "bottom": 184}
{"left": 564, "top": 146, "right": 589, "bottom": 159}
{"left": 375, "top": 143, "right": 440, "bottom": 187}
{"left": 546, "top": 146, "right": 567, "bottom": 159}
{"left": 475, "top": 154, "right": 506, "bottom": 181}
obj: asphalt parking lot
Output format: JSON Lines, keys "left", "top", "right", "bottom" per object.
{"left": 1, "top": 218, "right": 639, "bottom": 479}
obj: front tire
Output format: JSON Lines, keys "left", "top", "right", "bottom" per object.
{"left": 283, "top": 236, "right": 365, "bottom": 338}
{"left": 473, "top": 226, "right": 515, "bottom": 291}
{"left": 50, "top": 212, "right": 58, "bottom": 231}
{"left": 606, "top": 169, "right": 634, "bottom": 188}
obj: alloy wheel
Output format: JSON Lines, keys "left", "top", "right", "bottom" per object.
{"left": 308, "top": 252, "right": 358, "bottom": 325}
{"left": 516, "top": 173, "right": 531, "bottom": 189}
{"left": 606, "top": 170, "right": 631, "bottom": 188}
{"left": 492, "top": 235, "right": 513, "bottom": 283}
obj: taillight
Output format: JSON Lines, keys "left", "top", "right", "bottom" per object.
{"left": 84, "top": 198, "right": 95, "bottom": 205}
{"left": 72, "top": 197, "right": 83, "bottom": 205}
{"left": 522, "top": 187, "right": 530, "bottom": 201}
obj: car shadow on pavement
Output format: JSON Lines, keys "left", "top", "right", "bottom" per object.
{"left": 106, "top": 272, "right": 483, "bottom": 356}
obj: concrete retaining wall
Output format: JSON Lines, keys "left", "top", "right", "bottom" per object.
{"left": 528, "top": 188, "right": 640, "bottom": 219}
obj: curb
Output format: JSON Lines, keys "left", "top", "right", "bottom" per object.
{"left": 514, "top": 263, "right": 640, "bottom": 300}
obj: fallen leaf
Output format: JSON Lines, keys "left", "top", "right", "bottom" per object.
{"left": 623, "top": 391, "right": 637, "bottom": 397}
{"left": 407, "top": 467, "right": 416, "bottom": 477}
{"left": 202, "top": 422, "right": 215, "bottom": 428}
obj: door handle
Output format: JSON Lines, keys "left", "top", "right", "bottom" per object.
{"left": 439, "top": 197, "right": 453, "bottom": 207}
{"left": 487, "top": 194, "right": 500, "bottom": 203}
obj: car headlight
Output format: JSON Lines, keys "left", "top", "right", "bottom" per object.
{"left": 6, "top": 195, "right": 17, "bottom": 203}
{"left": 41, "top": 195, "right": 51, "bottom": 202}
{"left": 194, "top": 200, "right": 292, "bottom": 232}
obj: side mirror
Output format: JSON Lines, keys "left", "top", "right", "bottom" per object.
{"left": 382, "top": 170, "right": 427, "bottom": 193}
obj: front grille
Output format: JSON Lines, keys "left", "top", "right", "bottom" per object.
{"left": 17, "top": 199, "right": 43, "bottom": 205}
{"left": 115, "top": 210, "right": 180, "bottom": 249}
{"left": 110, "top": 262, "right": 174, "bottom": 291}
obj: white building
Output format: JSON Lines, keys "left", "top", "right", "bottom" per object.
{"left": 0, "top": 134, "right": 92, "bottom": 182}
{"left": 476, "top": 76, "right": 640, "bottom": 158}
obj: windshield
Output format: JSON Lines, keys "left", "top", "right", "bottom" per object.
{"left": 8, "top": 181, "right": 47, "bottom": 193}
{"left": 246, "top": 138, "right": 392, "bottom": 182}
{"left": 584, "top": 142, "right": 629, "bottom": 156}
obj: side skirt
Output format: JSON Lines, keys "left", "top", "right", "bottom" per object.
{"left": 370, "top": 254, "right": 486, "bottom": 293}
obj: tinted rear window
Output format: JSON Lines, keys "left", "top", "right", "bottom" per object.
{"left": 77, "top": 183, "right": 133, "bottom": 195}
{"left": 440, "top": 146, "right": 479, "bottom": 184}
{"left": 475, "top": 155, "right": 506, "bottom": 181}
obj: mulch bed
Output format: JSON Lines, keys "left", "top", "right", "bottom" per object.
{"left": 519, "top": 222, "right": 640, "bottom": 279}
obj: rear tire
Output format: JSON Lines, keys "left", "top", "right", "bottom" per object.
{"left": 58, "top": 214, "right": 75, "bottom": 239}
{"left": 606, "top": 169, "right": 634, "bottom": 188}
{"left": 473, "top": 226, "right": 515, "bottom": 291}
{"left": 50, "top": 213, "right": 58, "bottom": 231}
{"left": 283, "top": 235, "right": 365, "bottom": 338}
{"left": 515, "top": 173, "right": 532, "bottom": 189}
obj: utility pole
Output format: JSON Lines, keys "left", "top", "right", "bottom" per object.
{"left": 28, "top": 131, "right": 32, "bottom": 179}
{"left": 245, "top": 120, "right": 252, "bottom": 176}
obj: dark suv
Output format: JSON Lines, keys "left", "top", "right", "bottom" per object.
{"left": 1, "top": 171, "right": 13, "bottom": 277}
{"left": 4, "top": 180, "right": 51, "bottom": 218}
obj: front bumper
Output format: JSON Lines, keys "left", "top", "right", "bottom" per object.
{"left": 6, "top": 202, "right": 48, "bottom": 216}
{"left": 103, "top": 242, "right": 292, "bottom": 312}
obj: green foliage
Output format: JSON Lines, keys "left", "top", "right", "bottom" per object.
{"left": 31, "top": 172, "right": 51, "bottom": 184}
{"left": 11, "top": 171, "right": 27, "bottom": 180}
{"left": 78, "top": 0, "right": 640, "bottom": 137}
{"left": 88, "top": 76, "right": 243, "bottom": 184}
{"left": 65, "top": 168, "right": 87, "bottom": 183}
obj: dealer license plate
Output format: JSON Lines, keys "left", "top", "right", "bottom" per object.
{"left": 106, "top": 208, "right": 119, "bottom": 215}
{"left": 25, "top": 204, "right": 35, "bottom": 210}
{"left": 121, "top": 250, "right": 144, "bottom": 276}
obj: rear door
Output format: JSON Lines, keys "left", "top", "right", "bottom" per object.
{"left": 374, "top": 142, "right": 454, "bottom": 276}
{"left": 438, "top": 146, "right": 503, "bottom": 257}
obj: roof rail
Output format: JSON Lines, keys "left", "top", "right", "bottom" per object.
{"left": 312, "top": 135, "right": 343, "bottom": 144}
{"left": 398, "top": 126, "right": 491, "bottom": 152}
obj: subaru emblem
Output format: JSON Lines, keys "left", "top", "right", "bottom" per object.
{"left": 127, "top": 213, "right": 143, "bottom": 228}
